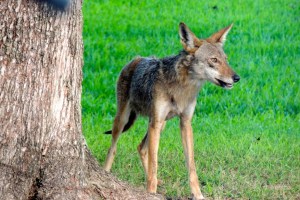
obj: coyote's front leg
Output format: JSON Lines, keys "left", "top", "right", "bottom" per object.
{"left": 180, "top": 100, "right": 205, "bottom": 200}
{"left": 180, "top": 116, "right": 204, "bottom": 200}
{"left": 147, "top": 118, "right": 165, "bottom": 193}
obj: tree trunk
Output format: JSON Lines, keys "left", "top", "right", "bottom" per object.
{"left": 0, "top": 1, "right": 162, "bottom": 199}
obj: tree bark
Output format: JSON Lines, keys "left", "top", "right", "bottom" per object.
{"left": 0, "top": 1, "right": 163, "bottom": 199}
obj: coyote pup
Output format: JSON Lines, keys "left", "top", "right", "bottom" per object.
{"left": 104, "top": 22, "right": 240, "bottom": 199}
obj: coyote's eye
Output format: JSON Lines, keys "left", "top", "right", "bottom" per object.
{"left": 211, "top": 58, "right": 218, "bottom": 63}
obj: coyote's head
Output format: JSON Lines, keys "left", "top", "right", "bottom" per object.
{"left": 179, "top": 22, "right": 240, "bottom": 89}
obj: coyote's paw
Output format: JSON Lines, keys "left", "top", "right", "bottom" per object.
{"left": 192, "top": 194, "right": 205, "bottom": 200}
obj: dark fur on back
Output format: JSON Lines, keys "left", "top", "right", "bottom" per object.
{"left": 129, "top": 58, "right": 160, "bottom": 116}
{"left": 129, "top": 51, "right": 189, "bottom": 117}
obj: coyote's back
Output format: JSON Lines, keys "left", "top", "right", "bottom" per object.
{"left": 128, "top": 57, "right": 160, "bottom": 116}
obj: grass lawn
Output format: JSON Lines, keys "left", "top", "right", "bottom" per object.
{"left": 82, "top": 0, "right": 299, "bottom": 199}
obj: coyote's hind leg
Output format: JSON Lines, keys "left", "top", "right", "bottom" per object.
{"left": 104, "top": 102, "right": 131, "bottom": 172}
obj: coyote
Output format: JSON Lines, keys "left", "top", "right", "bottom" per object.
{"left": 104, "top": 22, "right": 240, "bottom": 199}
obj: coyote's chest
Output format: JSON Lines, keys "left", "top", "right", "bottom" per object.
{"left": 164, "top": 81, "right": 202, "bottom": 119}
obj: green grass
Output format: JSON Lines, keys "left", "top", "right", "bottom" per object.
{"left": 82, "top": 0, "right": 300, "bottom": 199}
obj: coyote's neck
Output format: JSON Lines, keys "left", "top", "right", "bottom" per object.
{"left": 160, "top": 50, "right": 197, "bottom": 85}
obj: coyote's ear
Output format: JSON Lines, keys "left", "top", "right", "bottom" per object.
{"left": 208, "top": 24, "right": 233, "bottom": 46}
{"left": 179, "top": 22, "right": 202, "bottom": 53}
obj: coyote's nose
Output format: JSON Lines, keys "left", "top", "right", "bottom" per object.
{"left": 233, "top": 74, "right": 240, "bottom": 83}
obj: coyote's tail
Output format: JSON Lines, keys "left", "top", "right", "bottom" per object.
{"left": 104, "top": 111, "right": 137, "bottom": 134}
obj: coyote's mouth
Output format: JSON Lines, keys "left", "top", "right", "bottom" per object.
{"left": 216, "top": 78, "right": 233, "bottom": 89}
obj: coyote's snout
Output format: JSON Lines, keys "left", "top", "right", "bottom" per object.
{"left": 103, "top": 22, "right": 240, "bottom": 199}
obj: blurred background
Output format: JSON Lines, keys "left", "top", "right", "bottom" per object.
{"left": 82, "top": 1, "right": 299, "bottom": 199}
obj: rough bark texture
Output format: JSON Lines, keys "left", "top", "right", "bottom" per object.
{"left": 0, "top": 1, "right": 163, "bottom": 199}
